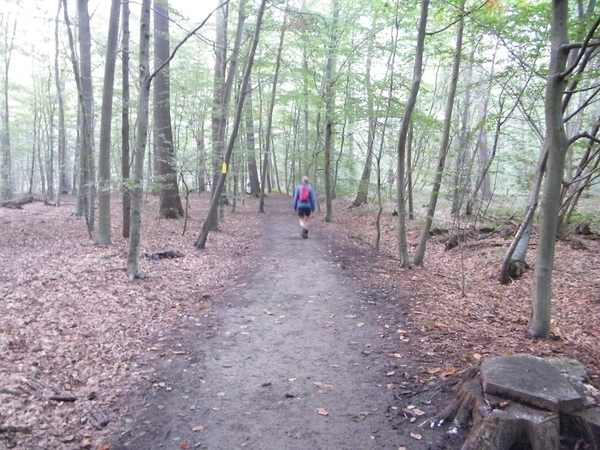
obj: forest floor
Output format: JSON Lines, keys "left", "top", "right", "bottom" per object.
{"left": 1, "top": 192, "right": 599, "bottom": 450}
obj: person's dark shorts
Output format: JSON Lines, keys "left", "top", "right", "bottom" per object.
{"left": 297, "top": 207, "right": 311, "bottom": 217}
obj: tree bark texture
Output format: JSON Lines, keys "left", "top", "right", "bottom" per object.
{"left": 351, "top": 28, "right": 376, "bottom": 208}
{"left": 396, "top": 0, "right": 429, "bottom": 268}
{"left": 54, "top": 0, "right": 67, "bottom": 206}
{"left": 259, "top": 1, "right": 288, "bottom": 213}
{"left": 529, "top": 0, "right": 570, "bottom": 338}
{"left": 0, "top": 14, "right": 16, "bottom": 201}
{"left": 97, "top": 0, "right": 121, "bottom": 245}
{"left": 78, "top": 0, "right": 96, "bottom": 231}
{"left": 127, "top": 0, "right": 152, "bottom": 280}
{"left": 413, "top": 2, "right": 464, "bottom": 266}
{"left": 196, "top": 0, "right": 267, "bottom": 249}
{"left": 208, "top": 0, "right": 245, "bottom": 229}
{"left": 154, "top": 0, "right": 184, "bottom": 219}
{"left": 121, "top": 0, "right": 131, "bottom": 238}
{"left": 323, "top": 0, "right": 340, "bottom": 223}
{"left": 244, "top": 79, "right": 260, "bottom": 197}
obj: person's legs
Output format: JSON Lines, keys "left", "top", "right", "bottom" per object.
{"left": 302, "top": 209, "right": 311, "bottom": 238}
{"left": 298, "top": 208, "right": 311, "bottom": 238}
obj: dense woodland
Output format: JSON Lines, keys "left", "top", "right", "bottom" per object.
{"left": 0, "top": 0, "right": 599, "bottom": 337}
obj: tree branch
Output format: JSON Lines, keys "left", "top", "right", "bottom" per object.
{"left": 149, "top": 0, "right": 232, "bottom": 81}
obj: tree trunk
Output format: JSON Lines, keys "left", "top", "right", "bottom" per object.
{"left": 413, "top": 1, "right": 464, "bottom": 266}
{"left": 196, "top": 125, "right": 206, "bottom": 193}
{"left": 529, "top": 0, "right": 570, "bottom": 338}
{"left": 122, "top": 0, "right": 131, "bottom": 238}
{"left": 451, "top": 38, "right": 477, "bottom": 216}
{"left": 0, "top": 14, "right": 16, "bottom": 201}
{"left": 154, "top": 0, "right": 184, "bottom": 219}
{"left": 208, "top": 0, "right": 245, "bottom": 229}
{"left": 196, "top": 0, "right": 267, "bottom": 249}
{"left": 78, "top": 0, "right": 96, "bottom": 232}
{"left": 54, "top": 0, "right": 67, "bottom": 205}
{"left": 396, "top": 0, "right": 429, "bottom": 268}
{"left": 499, "top": 147, "right": 547, "bottom": 284}
{"left": 127, "top": 0, "right": 152, "bottom": 280}
{"left": 244, "top": 78, "right": 260, "bottom": 197}
{"left": 351, "top": 27, "right": 376, "bottom": 208}
{"left": 97, "top": 0, "right": 121, "bottom": 245}
{"left": 323, "top": 0, "right": 340, "bottom": 223}
{"left": 259, "top": 1, "right": 288, "bottom": 213}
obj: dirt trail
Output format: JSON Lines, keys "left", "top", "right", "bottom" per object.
{"left": 111, "top": 195, "right": 443, "bottom": 450}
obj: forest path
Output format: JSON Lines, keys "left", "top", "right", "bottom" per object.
{"left": 111, "top": 194, "right": 427, "bottom": 450}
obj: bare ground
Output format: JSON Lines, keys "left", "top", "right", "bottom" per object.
{"left": 1, "top": 192, "right": 599, "bottom": 450}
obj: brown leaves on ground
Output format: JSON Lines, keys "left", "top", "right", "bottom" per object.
{"left": 0, "top": 193, "right": 262, "bottom": 449}
{"left": 321, "top": 201, "right": 600, "bottom": 385}
{"left": 2, "top": 193, "right": 600, "bottom": 449}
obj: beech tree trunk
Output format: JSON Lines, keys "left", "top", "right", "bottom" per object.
{"left": 351, "top": 26, "right": 376, "bottom": 208}
{"left": 78, "top": 0, "right": 95, "bottom": 232}
{"left": 323, "top": 0, "right": 340, "bottom": 223}
{"left": 196, "top": 0, "right": 267, "bottom": 249}
{"left": 395, "top": 0, "right": 429, "bottom": 268}
{"left": 413, "top": 2, "right": 464, "bottom": 266}
{"left": 208, "top": 0, "right": 245, "bottom": 229}
{"left": 0, "top": 14, "right": 16, "bottom": 201}
{"left": 259, "top": 1, "right": 288, "bottom": 214}
{"left": 154, "top": 0, "right": 184, "bottom": 219}
{"left": 97, "top": 0, "right": 121, "bottom": 245}
{"left": 122, "top": 0, "right": 131, "bottom": 238}
{"left": 54, "top": 0, "right": 67, "bottom": 205}
{"left": 127, "top": 0, "right": 152, "bottom": 280}
{"left": 529, "top": 0, "right": 570, "bottom": 338}
{"left": 244, "top": 78, "right": 260, "bottom": 197}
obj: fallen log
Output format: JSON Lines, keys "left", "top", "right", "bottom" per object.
{"left": 0, "top": 425, "right": 31, "bottom": 434}
{"left": 1, "top": 196, "right": 34, "bottom": 209}
{"left": 49, "top": 395, "right": 77, "bottom": 402}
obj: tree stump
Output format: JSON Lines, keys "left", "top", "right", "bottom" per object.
{"left": 430, "top": 354, "right": 600, "bottom": 450}
{"left": 508, "top": 260, "right": 529, "bottom": 279}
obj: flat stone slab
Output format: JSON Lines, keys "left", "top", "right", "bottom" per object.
{"left": 481, "top": 354, "right": 584, "bottom": 413}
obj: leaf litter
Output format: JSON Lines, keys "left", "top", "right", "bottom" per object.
{"left": 1, "top": 193, "right": 599, "bottom": 449}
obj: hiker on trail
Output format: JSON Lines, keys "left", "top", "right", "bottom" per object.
{"left": 293, "top": 176, "right": 316, "bottom": 239}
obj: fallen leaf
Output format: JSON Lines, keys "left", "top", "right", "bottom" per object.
{"left": 263, "top": 309, "right": 273, "bottom": 315}
{"left": 425, "top": 367, "right": 441, "bottom": 374}
{"left": 357, "top": 323, "right": 365, "bottom": 327}
{"left": 440, "top": 367, "right": 456, "bottom": 378}
{"left": 473, "top": 353, "right": 482, "bottom": 360}
{"left": 410, "top": 433, "right": 422, "bottom": 440}
{"left": 314, "top": 382, "right": 334, "bottom": 388}
{"left": 99, "top": 445, "right": 111, "bottom": 450}
{"left": 386, "top": 371, "right": 395, "bottom": 376}
{"left": 346, "top": 314, "right": 357, "bottom": 318}
{"left": 434, "top": 322, "right": 449, "bottom": 328}
{"left": 387, "top": 353, "right": 402, "bottom": 358}
{"left": 316, "top": 408, "right": 329, "bottom": 416}
{"left": 192, "top": 425, "right": 206, "bottom": 432}
{"left": 171, "top": 350, "right": 188, "bottom": 355}
{"left": 180, "top": 444, "right": 191, "bottom": 450}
